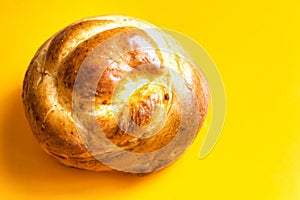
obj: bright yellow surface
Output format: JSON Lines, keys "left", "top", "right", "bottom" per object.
{"left": 0, "top": 0, "right": 299, "bottom": 199}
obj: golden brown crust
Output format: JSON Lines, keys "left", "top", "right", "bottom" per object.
{"left": 22, "top": 16, "right": 210, "bottom": 172}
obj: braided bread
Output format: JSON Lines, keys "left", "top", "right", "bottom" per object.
{"left": 22, "top": 15, "right": 210, "bottom": 173}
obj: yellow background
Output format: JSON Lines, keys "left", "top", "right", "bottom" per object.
{"left": 0, "top": 0, "right": 299, "bottom": 199}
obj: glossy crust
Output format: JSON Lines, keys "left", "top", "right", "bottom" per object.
{"left": 22, "top": 16, "right": 210, "bottom": 172}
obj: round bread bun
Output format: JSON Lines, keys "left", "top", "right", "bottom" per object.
{"left": 22, "top": 15, "right": 210, "bottom": 173}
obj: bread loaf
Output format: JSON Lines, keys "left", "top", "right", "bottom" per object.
{"left": 22, "top": 15, "right": 210, "bottom": 173}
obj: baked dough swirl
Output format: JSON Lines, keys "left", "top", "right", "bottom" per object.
{"left": 22, "top": 15, "right": 210, "bottom": 173}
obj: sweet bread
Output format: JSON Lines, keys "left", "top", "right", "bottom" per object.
{"left": 22, "top": 15, "right": 210, "bottom": 173}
